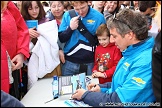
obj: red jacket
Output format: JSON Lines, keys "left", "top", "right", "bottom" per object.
{"left": 1, "top": 42, "right": 10, "bottom": 93}
{"left": 1, "top": 1, "right": 30, "bottom": 60}
{"left": 1, "top": 1, "right": 30, "bottom": 92}
{"left": 92, "top": 43, "right": 122, "bottom": 84}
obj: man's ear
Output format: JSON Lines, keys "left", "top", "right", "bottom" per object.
{"left": 125, "top": 31, "right": 134, "bottom": 40}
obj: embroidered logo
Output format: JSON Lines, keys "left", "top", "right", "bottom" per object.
{"left": 132, "top": 77, "right": 146, "bottom": 84}
{"left": 123, "top": 62, "right": 130, "bottom": 71}
{"left": 87, "top": 19, "right": 95, "bottom": 24}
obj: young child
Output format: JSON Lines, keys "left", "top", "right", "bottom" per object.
{"left": 92, "top": 24, "right": 122, "bottom": 84}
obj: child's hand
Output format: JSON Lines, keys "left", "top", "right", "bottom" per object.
{"left": 87, "top": 83, "right": 100, "bottom": 92}
{"left": 92, "top": 72, "right": 105, "bottom": 78}
{"left": 70, "top": 16, "right": 80, "bottom": 30}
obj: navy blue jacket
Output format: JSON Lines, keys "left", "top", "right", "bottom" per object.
{"left": 1, "top": 90, "right": 24, "bottom": 107}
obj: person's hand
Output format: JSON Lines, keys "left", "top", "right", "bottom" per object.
{"left": 59, "top": 50, "right": 65, "bottom": 63}
{"left": 87, "top": 83, "right": 100, "bottom": 92}
{"left": 104, "top": 2, "right": 109, "bottom": 11}
{"left": 70, "top": 16, "right": 80, "bottom": 30}
{"left": 29, "top": 27, "right": 40, "bottom": 39}
{"left": 104, "top": 2, "right": 115, "bottom": 13}
{"left": 11, "top": 53, "right": 24, "bottom": 71}
{"left": 71, "top": 89, "right": 86, "bottom": 100}
{"left": 92, "top": 72, "right": 105, "bottom": 78}
{"left": 91, "top": 70, "right": 97, "bottom": 78}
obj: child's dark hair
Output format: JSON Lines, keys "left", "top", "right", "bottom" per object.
{"left": 96, "top": 24, "right": 110, "bottom": 37}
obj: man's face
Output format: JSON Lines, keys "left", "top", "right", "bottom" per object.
{"left": 110, "top": 28, "right": 129, "bottom": 52}
{"left": 73, "top": 2, "right": 89, "bottom": 17}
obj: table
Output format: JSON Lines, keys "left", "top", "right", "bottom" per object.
{"left": 20, "top": 76, "right": 98, "bottom": 107}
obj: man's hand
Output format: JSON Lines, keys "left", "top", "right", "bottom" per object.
{"left": 92, "top": 72, "right": 105, "bottom": 78}
{"left": 71, "top": 89, "right": 86, "bottom": 100}
{"left": 70, "top": 16, "right": 80, "bottom": 30}
{"left": 87, "top": 83, "right": 100, "bottom": 92}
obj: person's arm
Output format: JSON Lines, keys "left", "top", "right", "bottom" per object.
{"left": 58, "top": 13, "right": 74, "bottom": 43}
{"left": 103, "top": 10, "right": 113, "bottom": 21}
{"left": 98, "top": 82, "right": 111, "bottom": 89}
{"left": 58, "top": 12, "right": 79, "bottom": 43}
{"left": 7, "top": 1, "right": 30, "bottom": 60}
{"left": 58, "top": 27, "right": 74, "bottom": 43}
{"left": 1, "top": 90, "right": 25, "bottom": 107}
{"left": 92, "top": 46, "right": 99, "bottom": 72}
{"left": 81, "top": 91, "right": 121, "bottom": 107}
{"left": 82, "top": 59, "right": 155, "bottom": 107}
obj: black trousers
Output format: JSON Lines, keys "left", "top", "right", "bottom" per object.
{"left": 9, "top": 67, "right": 28, "bottom": 100}
{"left": 9, "top": 69, "right": 21, "bottom": 100}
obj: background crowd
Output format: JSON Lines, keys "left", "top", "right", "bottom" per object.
{"left": 1, "top": 1, "right": 161, "bottom": 107}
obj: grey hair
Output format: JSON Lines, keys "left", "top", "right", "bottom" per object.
{"left": 107, "top": 8, "right": 149, "bottom": 40}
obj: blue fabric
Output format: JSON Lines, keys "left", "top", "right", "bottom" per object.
{"left": 61, "top": 60, "right": 94, "bottom": 76}
{"left": 109, "top": 36, "right": 155, "bottom": 103}
{"left": 81, "top": 91, "right": 121, "bottom": 107}
{"left": 100, "top": 88, "right": 108, "bottom": 93}
{"left": 80, "top": 37, "right": 156, "bottom": 107}
{"left": 1, "top": 90, "right": 24, "bottom": 107}
{"left": 58, "top": 7, "right": 106, "bottom": 64}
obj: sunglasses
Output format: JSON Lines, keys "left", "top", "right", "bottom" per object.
{"left": 113, "top": 13, "right": 132, "bottom": 30}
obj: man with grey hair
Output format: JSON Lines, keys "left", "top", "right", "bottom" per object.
{"left": 71, "top": 8, "right": 156, "bottom": 107}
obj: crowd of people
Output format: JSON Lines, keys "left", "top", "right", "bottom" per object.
{"left": 1, "top": 1, "right": 161, "bottom": 107}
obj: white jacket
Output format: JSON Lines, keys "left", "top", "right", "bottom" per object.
{"left": 28, "top": 20, "right": 60, "bottom": 90}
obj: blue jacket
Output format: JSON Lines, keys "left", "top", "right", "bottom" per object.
{"left": 1, "top": 90, "right": 24, "bottom": 107}
{"left": 58, "top": 6, "right": 106, "bottom": 63}
{"left": 81, "top": 36, "right": 156, "bottom": 107}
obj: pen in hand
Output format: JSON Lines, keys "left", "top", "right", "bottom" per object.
{"left": 70, "top": 91, "right": 78, "bottom": 100}
{"left": 91, "top": 84, "right": 96, "bottom": 91}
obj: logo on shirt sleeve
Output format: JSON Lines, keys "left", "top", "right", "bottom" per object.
{"left": 132, "top": 77, "right": 146, "bottom": 86}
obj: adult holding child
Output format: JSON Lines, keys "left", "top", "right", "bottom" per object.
{"left": 71, "top": 9, "right": 156, "bottom": 107}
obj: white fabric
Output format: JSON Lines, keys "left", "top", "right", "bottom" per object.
{"left": 6, "top": 51, "right": 13, "bottom": 84}
{"left": 29, "top": 42, "right": 34, "bottom": 52}
{"left": 28, "top": 20, "right": 60, "bottom": 90}
{"left": 148, "top": 18, "right": 159, "bottom": 38}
